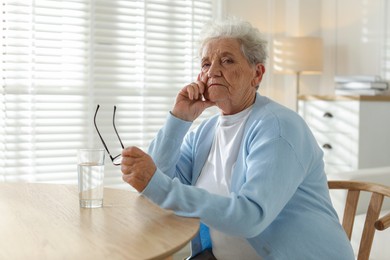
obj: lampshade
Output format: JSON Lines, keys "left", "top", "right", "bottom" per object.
{"left": 273, "top": 37, "right": 323, "bottom": 74}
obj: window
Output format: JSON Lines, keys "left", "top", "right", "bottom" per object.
{"left": 0, "top": 0, "right": 218, "bottom": 186}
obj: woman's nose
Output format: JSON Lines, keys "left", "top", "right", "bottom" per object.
{"left": 207, "top": 62, "right": 222, "bottom": 77}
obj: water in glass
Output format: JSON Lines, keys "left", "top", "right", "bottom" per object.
{"left": 78, "top": 162, "right": 104, "bottom": 208}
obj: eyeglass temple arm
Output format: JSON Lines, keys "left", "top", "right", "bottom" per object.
{"left": 113, "top": 106, "right": 125, "bottom": 149}
{"left": 94, "top": 105, "right": 114, "bottom": 157}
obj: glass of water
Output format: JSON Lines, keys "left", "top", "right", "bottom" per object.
{"left": 77, "top": 149, "right": 105, "bottom": 208}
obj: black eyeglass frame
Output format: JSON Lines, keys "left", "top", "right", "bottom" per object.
{"left": 93, "top": 105, "right": 124, "bottom": 166}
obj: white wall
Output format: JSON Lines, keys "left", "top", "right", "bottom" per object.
{"left": 223, "top": 0, "right": 390, "bottom": 108}
{"left": 333, "top": 0, "right": 389, "bottom": 77}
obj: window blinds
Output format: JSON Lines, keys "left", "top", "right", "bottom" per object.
{"left": 0, "top": 0, "right": 216, "bottom": 186}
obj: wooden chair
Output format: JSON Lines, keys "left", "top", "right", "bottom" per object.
{"left": 328, "top": 180, "right": 390, "bottom": 260}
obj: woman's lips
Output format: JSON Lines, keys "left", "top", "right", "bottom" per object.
{"left": 208, "top": 83, "right": 223, "bottom": 88}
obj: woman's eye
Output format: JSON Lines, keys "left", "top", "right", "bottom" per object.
{"left": 202, "top": 63, "right": 210, "bottom": 69}
{"left": 222, "top": 58, "right": 233, "bottom": 64}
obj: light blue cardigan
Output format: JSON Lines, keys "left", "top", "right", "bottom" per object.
{"left": 143, "top": 93, "right": 354, "bottom": 259}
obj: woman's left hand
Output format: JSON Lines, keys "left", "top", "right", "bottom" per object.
{"left": 121, "top": 146, "right": 157, "bottom": 192}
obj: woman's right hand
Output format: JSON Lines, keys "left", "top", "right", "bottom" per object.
{"left": 171, "top": 73, "right": 215, "bottom": 121}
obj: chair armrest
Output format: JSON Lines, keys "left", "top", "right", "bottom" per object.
{"left": 328, "top": 167, "right": 390, "bottom": 215}
{"left": 375, "top": 212, "right": 390, "bottom": 231}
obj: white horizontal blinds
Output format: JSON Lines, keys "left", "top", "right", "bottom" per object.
{"left": 1, "top": 0, "right": 90, "bottom": 183}
{"left": 92, "top": 0, "right": 146, "bottom": 185}
{"left": 94, "top": 0, "right": 214, "bottom": 185}
{"left": 143, "top": 0, "right": 194, "bottom": 142}
{"left": 0, "top": 3, "right": 5, "bottom": 180}
{"left": 1, "top": 0, "right": 214, "bottom": 185}
{"left": 143, "top": 0, "right": 216, "bottom": 140}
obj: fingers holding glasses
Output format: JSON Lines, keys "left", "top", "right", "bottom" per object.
{"left": 121, "top": 146, "right": 156, "bottom": 192}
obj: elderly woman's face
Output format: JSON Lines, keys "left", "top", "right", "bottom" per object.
{"left": 200, "top": 38, "right": 264, "bottom": 115}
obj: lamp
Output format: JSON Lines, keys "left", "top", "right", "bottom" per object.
{"left": 273, "top": 37, "right": 323, "bottom": 110}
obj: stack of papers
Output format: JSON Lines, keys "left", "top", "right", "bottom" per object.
{"left": 335, "top": 75, "right": 389, "bottom": 96}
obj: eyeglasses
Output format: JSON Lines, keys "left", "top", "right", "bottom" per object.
{"left": 93, "top": 105, "right": 124, "bottom": 166}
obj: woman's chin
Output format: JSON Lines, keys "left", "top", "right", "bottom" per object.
{"left": 204, "top": 96, "right": 219, "bottom": 104}
{"left": 204, "top": 92, "right": 224, "bottom": 103}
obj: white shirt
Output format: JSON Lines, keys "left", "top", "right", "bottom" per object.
{"left": 196, "top": 106, "right": 262, "bottom": 260}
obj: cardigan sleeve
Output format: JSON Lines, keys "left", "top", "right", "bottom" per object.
{"left": 147, "top": 112, "right": 194, "bottom": 185}
{"left": 143, "top": 120, "right": 309, "bottom": 238}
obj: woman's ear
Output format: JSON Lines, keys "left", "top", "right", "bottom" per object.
{"left": 251, "top": 63, "right": 265, "bottom": 87}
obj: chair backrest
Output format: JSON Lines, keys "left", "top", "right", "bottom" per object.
{"left": 328, "top": 180, "right": 390, "bottom": 260}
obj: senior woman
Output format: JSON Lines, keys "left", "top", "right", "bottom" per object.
{"left": 120, "top": 19, "right": 354, "bottom": 259}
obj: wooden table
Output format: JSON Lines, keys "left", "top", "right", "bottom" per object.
{"left": 0, "top": 183, "right": 199, "bottom": 260}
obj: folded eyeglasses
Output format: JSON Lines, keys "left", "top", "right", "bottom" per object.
{"left": 93, "top": 105, "right": 124, "bottom": 166}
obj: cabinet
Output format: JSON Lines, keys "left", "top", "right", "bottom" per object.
{"left": 299, "top": 95, "right": 390, "bottom": 174}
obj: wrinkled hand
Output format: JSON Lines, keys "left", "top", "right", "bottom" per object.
{"left": 172, "top": 73, "right": 215, "bottom": 121}
{"left": 121, "top": 146, "right": 156, "bottom": 192}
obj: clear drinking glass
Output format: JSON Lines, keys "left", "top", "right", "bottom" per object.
{"left": 77, "top": 149, "right": 105, "bottom": 208}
